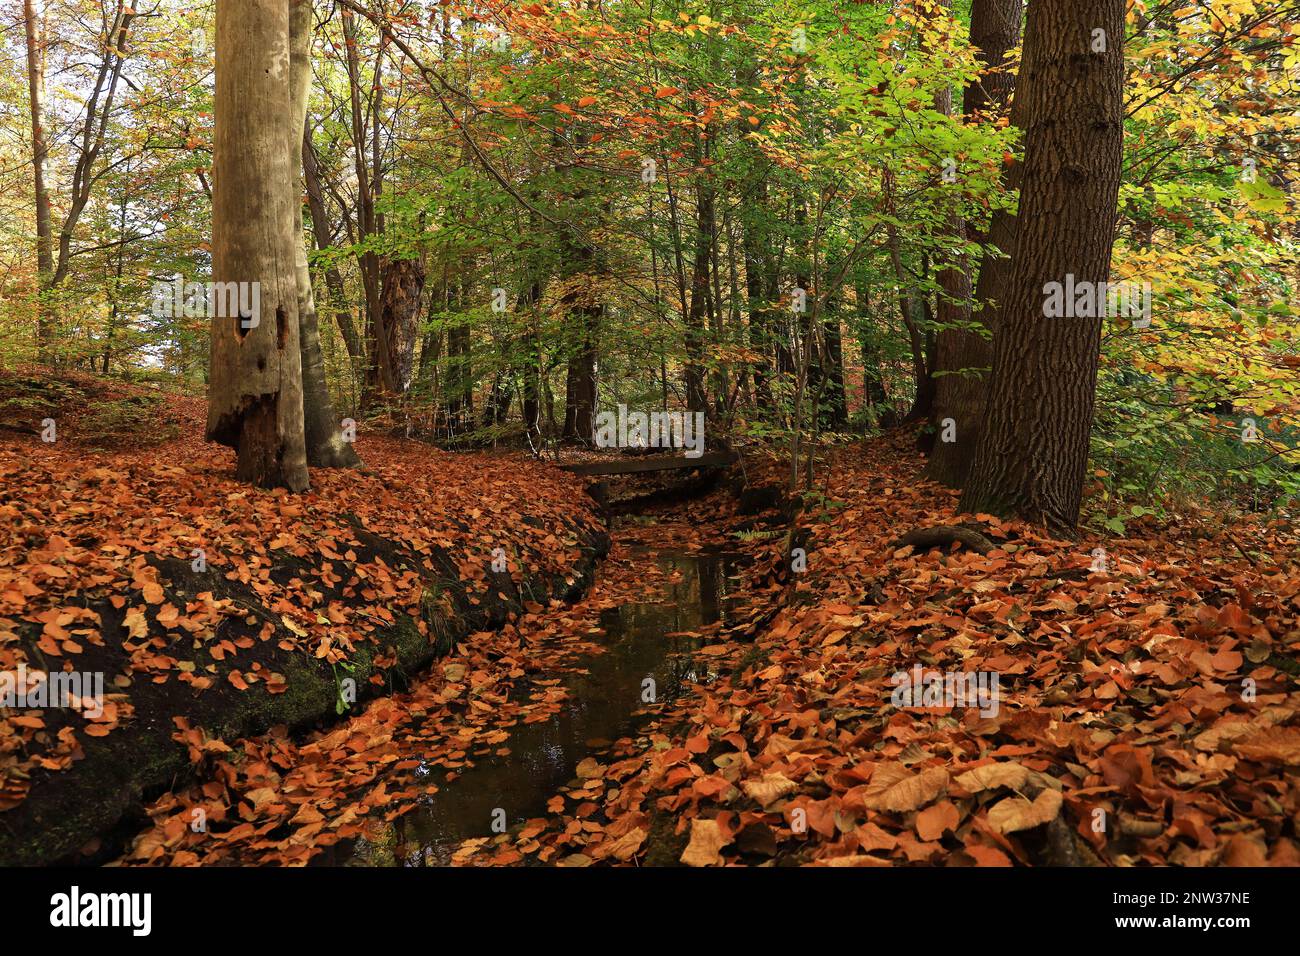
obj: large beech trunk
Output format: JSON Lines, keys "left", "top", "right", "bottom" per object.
{"left": 960, "top": 0, "right": 1126, "bottom": 532}
{"left": 206, "top": 0, "right": 309, "bottom": 491}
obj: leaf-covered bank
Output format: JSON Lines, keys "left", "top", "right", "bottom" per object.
{"left": 0, "top": 372, "right": 606, "bottom": 864}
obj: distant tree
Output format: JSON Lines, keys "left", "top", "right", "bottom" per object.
{"left": 926, "top": 0, "right": 1023, "bottom": 488}
{"left": 289, "top": 0, "right": 360, "bottom": 469}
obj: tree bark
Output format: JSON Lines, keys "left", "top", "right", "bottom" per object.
{"left": 207, "top": 0, "right": 309, "bottom": 491}
{"left": 561, "top": 291, "right": 599, "bottom": 444}
{"left": 518, "top": 278, "right": 543, "bottom": 446}
{"left": 556, "top": 132, "right": 601, "bottom": 444}
{"left": 378, "top": 255, "right": 425, "bottom": 393}
{"left": 341, "top": 4, "right": 382, "bottom": 402}
{"left": 50, "top": 2, "right": 134, "bottom": 292}
{"left": 884, "top": 167, "right": 933, "bottom": 424}
{"left": 960, "top": 0, "right": 1125, "bottom": 532}
{"left": 819, "top": 293, "right": 848, "bottom": 429}
{"left": 925, "top": 0, "right": 1023, "bottom": 487}
{"left": 22, "top": 0, "right": 53, "bottom": 361}
{"left": 683, "top": 157, "right": 714, "bottom": 417}
{"left": 290, "top": 0, "right": 359, "bottom": 468}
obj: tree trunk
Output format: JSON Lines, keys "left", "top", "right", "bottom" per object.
{"left": 556, "top": 131, "right": 601, "bottom": 444}
{"left": 207, "top": 0, "right": 309, "bottom": 491}
{"left": 856, "top": 281, "right": 891, "bottom": 427}
{"left": 519, "top": 278, "right": 543, "bottom": 446}
{"left": 684, "top": 180, "right": 713, "bottom": 416}
{"left": 341, "top": 5, "right": 382, "bottom": 403}
{"left": 290, "top": 0, "right": 359, "bottom": 468}
{"left": 881, "top": 169, "right": 935, "bottom": 424}
{"left": 378, "top": 256, "right": 425, "bottom": 393}
{"left": 820, "top": 295, "right": 848, "bottom": 428}
{"left": 22, "top": 0, "right": 53, "bottom": 362}
{"left": 926, "top": 0, "right": 1024, "bottom": 488}
{"left": 302, "top": 125, "right": 364, "bottom": 371}
{"left": 561, "top": 300, "right": 598, "bottom": 444}
{"left": 741, "top": 182, "right": 775, "bottom": 409}
{"left": 444, "top": 277, "right": 473, "bottom": 436}
{"left": 960, "top": 0, "right": 1125, "bottom": 532}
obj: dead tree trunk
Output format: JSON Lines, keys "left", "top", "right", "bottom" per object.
{"left": 378, "top": 256, "right": 426, "bottom": 393}
{"left": 207, "top": 0, "right": 309, "bottom": 491}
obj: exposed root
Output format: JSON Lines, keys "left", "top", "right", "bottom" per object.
{"left": 892, "top": 524, "right": 996, "bottom": 555}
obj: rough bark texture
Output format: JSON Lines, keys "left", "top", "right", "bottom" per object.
{"left": 960, "top": 0, "right": 1125, "bottom": 533}
{"left": 925, "top": 0, "right": 1024, "bottom": 488}
{"left": 207, "top": 0, "right": 309, "bottom": 491}
{"left": 559, "top": 245, "right": 600, "bottom": 445}
{"left": 290, "top": 0, "right": 360, "bottom": 469}
{"left": 562, "top": 314, "right": 598, "bottom": 444}
{"left": 925, "top": 1, "right": 974, "bottom": 475}
{"left": 378, "top": 255, "right": 426, "bottom": 393}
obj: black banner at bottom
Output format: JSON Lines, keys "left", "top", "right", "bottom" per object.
{"left": 1, "top": 864, "right": 1285, "bottom": 944}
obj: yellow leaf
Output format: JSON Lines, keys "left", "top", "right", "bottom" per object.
{"left": 987, "top": 788, "right": 1063, "bottom": 834}
{"left": 954, "top": 762, "right": 1029, "bottom": 794}
{"left": 861, "top": 763, "right": 949, "bottom": 812}
{"left": 680, "top": 818, "right": 731, "bottom": 866}
{"left": 740, "top": 772, "right": 797, "bottom": 809}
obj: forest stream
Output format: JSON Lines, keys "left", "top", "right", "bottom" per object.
{"left": 325, "top": 546, "right": 742, "bottom": 866}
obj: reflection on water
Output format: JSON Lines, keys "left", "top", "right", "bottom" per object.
{"left": 329, "top": 548, "right": 740, "bottom": 866}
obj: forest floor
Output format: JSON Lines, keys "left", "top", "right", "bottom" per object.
{"left": 445, "top": 438, "right": 1300, "bottom": 867}
{"left": 0, "top": 369, "right": 605, "bottom": 864}
{"left": 2, "top": 370, "right": 1299, "bottom": 866}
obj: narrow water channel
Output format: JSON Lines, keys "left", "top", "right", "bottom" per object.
{"left": 330, "top": 547, "right": 740, "bottom": 866}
